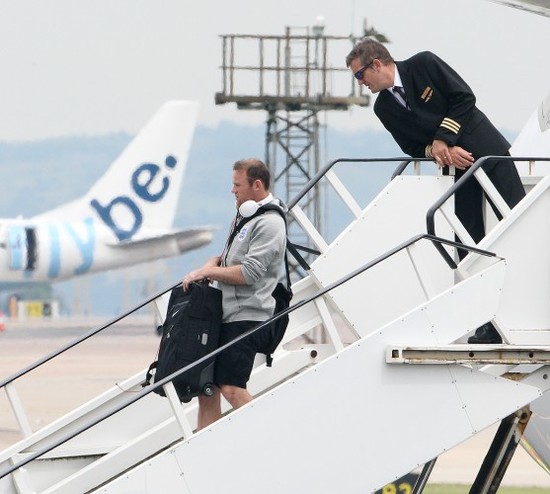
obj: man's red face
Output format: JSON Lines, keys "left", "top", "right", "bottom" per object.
{"left": 231, "top": 169, "right": 255, "bottom": 208}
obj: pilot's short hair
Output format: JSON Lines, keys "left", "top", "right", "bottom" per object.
{"left": 346, "top": 37, "right": 394, "bottom": 68}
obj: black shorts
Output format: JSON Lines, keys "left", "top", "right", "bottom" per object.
{"left": 215, "top": 320, "right": 270, "bottom": 389}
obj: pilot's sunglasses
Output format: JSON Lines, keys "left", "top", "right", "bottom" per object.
{"left": 354, "top": 61, "right": 374, "bottom": 80}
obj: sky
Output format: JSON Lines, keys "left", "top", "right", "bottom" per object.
{"left": 1, "top": 0, "right": 550, "bottom": 141}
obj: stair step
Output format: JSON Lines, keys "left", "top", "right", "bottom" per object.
{"left": 387, "top": 344, "right": 550, "bottom": 365}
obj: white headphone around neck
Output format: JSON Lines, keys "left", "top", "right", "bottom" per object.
{"left": 238, "top": 193, "right": 273, "bottom": 218}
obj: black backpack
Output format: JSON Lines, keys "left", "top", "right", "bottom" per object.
{"left": 227, "top": 203, "right": 293, "bottom": 366}
{"left": 145, "top": 282, "right": 223, "bottom": 402}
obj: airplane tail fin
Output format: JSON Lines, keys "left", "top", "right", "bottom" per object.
{"left": 35, "top": 100, "right": 199, "bottom": 240}
{"left": 511, "top": 92, "right": 550, "bottom": 177}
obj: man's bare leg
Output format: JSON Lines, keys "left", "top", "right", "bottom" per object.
{"left": 220, "top": 384, "right": 253, "bottom": 409}
{"left": 197, "top": 385, "right": 252, "bottom": 430}
{"left": 197, "top": 387, "right": 222, "bottom": 430}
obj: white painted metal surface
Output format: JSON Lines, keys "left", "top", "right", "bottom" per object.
{"left": 1, "top": 150, "right": 550, "bottom": 493}
{"left": 310, "top": 175, "right": 455, "bottom": 338}
{"left": 463, "top": 176, "right": 550, "bottom": 336}
{"left": 98, "top": 261, "right": 541, "bottom": 494}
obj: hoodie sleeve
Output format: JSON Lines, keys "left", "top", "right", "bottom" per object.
{"left": 240, "top": 212, "right": 286, "bottom": 285}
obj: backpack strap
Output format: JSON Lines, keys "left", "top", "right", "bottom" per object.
{"left": 255, "top": 204, "right": 291, "bottom": 291}
{"left": 223, "top": 202, "right": 291, "bottom": 283}
{"left": 224, "top": 202, "right": 294, "bottom": 367}
{"left": 254, "top": 205, "right": 292, "bottom": 367}
{"left": 224, "top": 203, "right": 282, "bottom": 258}
{"left": 226, "top": 203, "right": 281, "bottom": 245}
{"left": 230, "top": 203, "right": 312, "bottom": 272}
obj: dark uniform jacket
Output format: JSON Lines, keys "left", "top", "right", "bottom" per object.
{"left": 373, "top": 51, "right": 510, "bottom": 160}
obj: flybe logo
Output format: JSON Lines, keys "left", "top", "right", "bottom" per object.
{"left": 45, "top": 155, "right": 177, "bottom": 279}
{"left": 47, "top": 218, "right": 95, "bottom": 278}
{"left": 90, "top": 155, "right": 177, "bottom": 241}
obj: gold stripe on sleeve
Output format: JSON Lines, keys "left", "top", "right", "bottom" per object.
{"left": 440, "top": 117, "right": 461, "bottom": 134}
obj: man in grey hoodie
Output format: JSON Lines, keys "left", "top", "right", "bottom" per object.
{"left": 182, "top": 158, "right": 286, "bottom": 429}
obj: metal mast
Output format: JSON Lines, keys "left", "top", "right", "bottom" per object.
{"left": 215, "top": 20, "right": 374, "bottom": 266}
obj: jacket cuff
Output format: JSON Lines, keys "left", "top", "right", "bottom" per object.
{"left": 435, "top": 117, "right": 461, "bottom": 145}
{"left": 440, "top": 117, "right": 461, "bottom": 135}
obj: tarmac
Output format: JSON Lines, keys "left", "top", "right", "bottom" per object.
{"left": 1, "top": 316, "right": 550, "bottom": 489}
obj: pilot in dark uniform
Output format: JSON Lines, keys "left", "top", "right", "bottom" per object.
{"left": 346, "top": 38, "right": 526, "bottom": 343}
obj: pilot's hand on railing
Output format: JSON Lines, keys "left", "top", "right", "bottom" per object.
{"left": 431, "top": 139, "right": 452, "bottom": 167}
{"left": 448, "top": 145, "right": 474, "bottom": 170}
{"left": 432, "top": 140, "right": 474, "bottom": 170}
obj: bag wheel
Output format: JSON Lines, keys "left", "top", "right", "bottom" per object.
{"left": 202, "top": 383, "right": 216, "bottom": 397}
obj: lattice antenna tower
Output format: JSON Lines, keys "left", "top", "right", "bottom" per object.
{"left": 216, "top": 18, "right": 386, "bottom": 270}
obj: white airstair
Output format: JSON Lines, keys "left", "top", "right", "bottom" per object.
{"left": 1, "top": 155, "right": 549, "bottom": 493}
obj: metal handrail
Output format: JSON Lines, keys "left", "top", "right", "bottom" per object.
{"left": 0, "top": 155, "right": 458, "bottom": 393}
{"left": 0, "top": 155, "right": 424, "bottom": 390}
{"left": 426, "top": 156, "right": 550, "bottom": 268}
{"left": 9, "top": 152, "right": 529, "bottom": 391}
{"left": 0, "top": 232, "right": 498, "bottom": 479}
{"left": 1, "top": 152, "right": 513, "bottom": 477}
{"left": 0, "top": 282, "right": 179, "bottom": 390}
{"left": 283, "top": 156, "right": 430, "bottom": 271}
{"left": 391, "top": 158, "right": 433, "bottom": 179}
{"left": 287, "top": 157, "right": 427, "bottom": 210}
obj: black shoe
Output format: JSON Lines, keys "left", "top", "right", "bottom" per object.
{"left": 467, "top": 322, "right": 502, "bottom": 344}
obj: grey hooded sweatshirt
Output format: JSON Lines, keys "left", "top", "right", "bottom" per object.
{"left": 219, "top": 200, "right": 286, "bottom": 323}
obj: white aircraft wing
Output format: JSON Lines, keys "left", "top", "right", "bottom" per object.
{"left": 0, "top": 100, "right": 214, "bottom": 282}
{"left": 488, "top": 0, "right": 550, "bottom": 17}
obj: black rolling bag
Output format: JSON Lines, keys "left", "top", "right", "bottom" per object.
{"left": 145, "top": 282, "right": 223, "bottom": 403}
